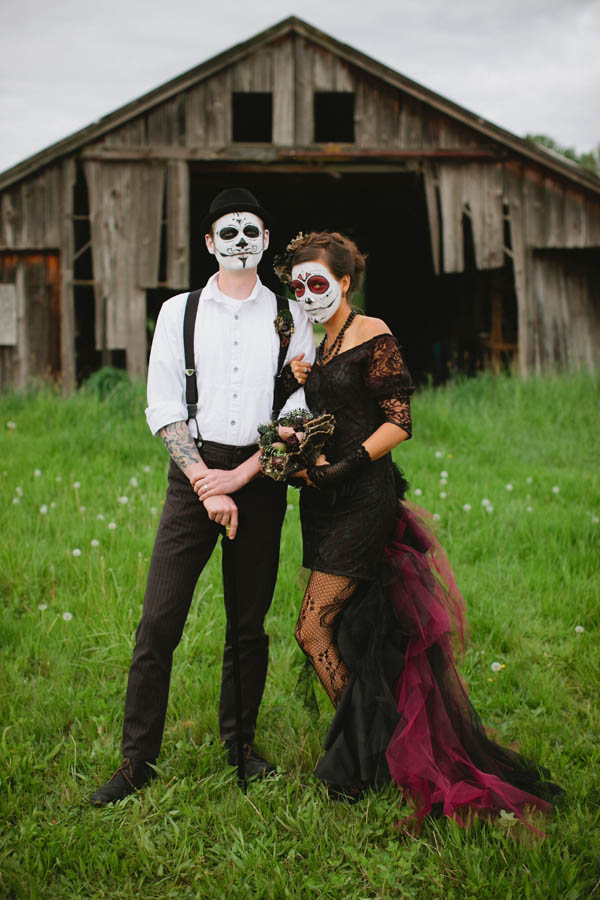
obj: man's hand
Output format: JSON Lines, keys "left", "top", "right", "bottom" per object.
{"left": 192, "top": 468, "right": 244, "bottom": 500}
{"left": 202, "top": 494, "right": 238, "bottom": 539}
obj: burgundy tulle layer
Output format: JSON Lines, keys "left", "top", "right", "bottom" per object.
{"left": 383, "top": 505, "right": 558, "bottom": 831}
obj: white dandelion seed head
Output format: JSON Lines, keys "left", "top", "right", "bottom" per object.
{"left": 34, "top": 469, "right": 42, "bottom": 478}
{"left": 440, "top": 471, "right": 448, "bottom": 479}
{"left": 72, "top": 481, "right": 80, "bottom": 489}
{"left": 108, "top": 521, "right": 117, "bottom": 530}
{"left": 432, "top": 513, "right": 441, "bottom": 522}
{"left": 39, "top": 505, "right": 48, "bottom": 515}
{"left": 591, "top": 515, "right": 599, "bottom": 524}
{"left": 12, "top": 497, "right": 20, "bottom": 505}
{"left": 129, "top": 477, "right": 138, "bottom": 488}
{"left": 16, "top": 486, "right": 23, "bottom": 496}
{"left": 552, "top": 486, "right": 560, "bottom": 494}
{"left": 486, "top": 505, "right": 494, "bottom": 513}
{"left": 526, "top": 506, "right": 533, "bottom": 512}
{"left": 462, "top": 504, "right": 471, "bottom": 512}
{"left": 90, "top": 539, "right": 100, "bottom": 547}
{"left": 413, "top": 488, "right": 423, "bottom": 497}
{"left": 505, "top": 484, "right": 513, "bottom": 492}
{"left": 72, "top": 548, "right": 81, "bottom": 557}
{"left": 6, "top": 421, "right": 16, "bottom": 430}
{"left": 55, "top": 475, "right": 62, "bottom": 483}
{"left": 491, "top": 661, "right": 502, "bottom": 673}
{"left": 574, "top": 625, "right": 585, "bottom": 634}
{"left": 96, "top": 513, "right": 105, "bottom": 521}
{"left": 142, "top": 465, "right": 151, "bottom": 473}
{"left": 62, "top": 612, "right": 73, "bottom": 621}
{"left": 435, "top": 451, "right": 443, "bottom": 458}
{"left": 38, "top": 603, "right": 48, "bottom": 611}
{"left": 439, "top": 478, "right": 447, "bottom": 487}
{"left": 481, "top": 498, "right": 490, "bottom": 507}
{"left": 150, "top": 507, "right": 158, "bottom": 516}
{"left": 526, "top": 476, "right": 533, "bottom": 484}
{"left": 118, "top": 496, "right": 129, "bottom": 504}
{"left": 440, "top": 491, "right": 447, "bottom": 499}
{"left": 79, "top": 506, "right": 86, "bottom": 513}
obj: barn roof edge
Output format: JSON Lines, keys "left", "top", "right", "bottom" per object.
{"left": 0, "top": 15, "right": 598, "bottom": 196}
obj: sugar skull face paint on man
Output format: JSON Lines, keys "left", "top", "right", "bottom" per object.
{"left": 208, "top": 211, "right": 268, "bottom": 270}
{"left": 290, "top": 262, "right": 342, "bottom": 324}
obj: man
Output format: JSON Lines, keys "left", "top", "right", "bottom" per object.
{"left": 91, "top": 188, "right": 314, "bottom": 805}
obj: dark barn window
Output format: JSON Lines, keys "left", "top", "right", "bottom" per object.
{"left": 314, "top": 92, "right": 355, "bottom": 142}
{"left": 232, "top": 92, "right": 273, "bottom": 142}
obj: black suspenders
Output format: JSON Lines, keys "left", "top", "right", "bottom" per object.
{"left": 183, "top": 289, "right": 203, "bottom": 445}
{"left": 183, "top": 290, "right": 291, "bottom": 445}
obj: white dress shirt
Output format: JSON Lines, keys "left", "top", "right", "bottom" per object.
{"left": 145, "top": 273, "right": 315, "bottom": 446}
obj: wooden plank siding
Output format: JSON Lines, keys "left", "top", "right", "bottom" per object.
{"left": 0, "top": 166, "right": 63, "bottom": 250}
{"left": 84, "top": 160, "right": 166, "bottom": 378}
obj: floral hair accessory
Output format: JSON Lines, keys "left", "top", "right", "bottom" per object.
{"left": 273, "top": 231, "right": 308, "bottom": 285}
{"left": 273, "top": 307, "right": 295, "bottom": 347}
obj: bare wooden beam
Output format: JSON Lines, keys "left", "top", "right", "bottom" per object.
{"left": 80, "top": 145, "right": 504, "bottom": 163}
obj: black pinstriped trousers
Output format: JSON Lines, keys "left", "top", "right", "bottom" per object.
{"left": 121, "top": 443, "right": 287, "bottom": 761}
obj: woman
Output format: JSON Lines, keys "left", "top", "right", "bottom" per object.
{"left": 278, "top": 231, "right": 562, "bottom": 829}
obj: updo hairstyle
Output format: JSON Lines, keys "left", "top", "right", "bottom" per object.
{"left": 280, "top": 231, "right": 367, "bottom": 296}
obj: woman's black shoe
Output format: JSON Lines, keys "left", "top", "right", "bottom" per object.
{"left": 225, "top": 742, "right": 277, "bottom": 778}
{"left": 89, "top": 758, "right": 156, "bottom": 806}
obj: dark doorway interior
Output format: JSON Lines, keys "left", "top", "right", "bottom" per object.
{"left": 188, "top": 168, "right": 517, "bottom": 383}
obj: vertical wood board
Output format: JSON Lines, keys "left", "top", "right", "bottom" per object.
{"left": 166, "top": 160, "right": 189, "bottom": 289}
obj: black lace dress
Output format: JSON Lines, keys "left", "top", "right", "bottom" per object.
{"left": 300, "top": 333, "right": 413, "bottom": 579}
{"left": 298, "top": 333, "right": 562, "bottom": 829}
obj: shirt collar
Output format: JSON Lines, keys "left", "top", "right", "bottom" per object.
{"left": 202, "top": 272, "right": 263, "bottom": 305}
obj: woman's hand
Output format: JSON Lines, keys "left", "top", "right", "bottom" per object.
{"left": 290, "top": 353, "right": 312, "bottom": 385}
{"left": 292, "top": 455, "right": 327, "bottom": 485}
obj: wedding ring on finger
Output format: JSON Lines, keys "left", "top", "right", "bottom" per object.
{"left": 225, "top": 525, "right": 231, "bottom": 537}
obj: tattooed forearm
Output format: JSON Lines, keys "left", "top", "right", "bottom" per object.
{"left": 159, "top": 421, "right": 203, "bottom": 474}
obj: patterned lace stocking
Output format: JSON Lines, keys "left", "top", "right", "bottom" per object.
{"left": 295, "top": 571, "right": 358, "bottom": 707}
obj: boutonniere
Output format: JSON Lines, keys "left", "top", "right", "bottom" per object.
{"left": 274, "top": 308, "right": 295, "bottom": 348}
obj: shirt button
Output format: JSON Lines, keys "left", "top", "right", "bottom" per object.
{"left": 234, "top": 314, "right": 239, "bottom": 320}
{"left": 233, "top": 340, "right": 239, "bottom": 346}
{"left": 230, "top": 419, "right": 236, "bottom": 426}
{"left": 233, "top": 393, "right": 238, "bottom": 399}
{"left": 233, "top": 366, "right": 238, "bottom": 372}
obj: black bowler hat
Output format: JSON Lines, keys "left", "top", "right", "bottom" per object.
{"left": 200, "top": 187, "right": 271, "bottom": 234}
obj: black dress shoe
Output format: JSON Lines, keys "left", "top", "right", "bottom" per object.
{"left": 225, "top": 742, "right": 277, "bottom": 778}
{"left": 89, "top": 758, "right": 156, "bottom": 806}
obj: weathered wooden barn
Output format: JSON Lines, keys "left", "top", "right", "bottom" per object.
{"left": 1, "top": 16, "right": 599, "bottom": 389}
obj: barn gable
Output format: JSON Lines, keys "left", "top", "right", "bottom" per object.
{"left": 0, "top": 16, "right": 599, "bottom": 389}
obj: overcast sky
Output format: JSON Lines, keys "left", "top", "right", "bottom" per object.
{"left": 1, "top": 0, "right": 598, "bottom": 174}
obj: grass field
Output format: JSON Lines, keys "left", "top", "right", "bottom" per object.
{"left": 1, "top": 371, "right": 599, "bottom": 899}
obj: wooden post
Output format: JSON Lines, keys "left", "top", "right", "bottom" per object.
{"left": 60, "top": 159, "right": 76, "bottom": 392}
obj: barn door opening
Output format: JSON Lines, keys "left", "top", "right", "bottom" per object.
{"left": 0, "top": 250, "right": 61, "bottom": 391}
{"left": 187, "top": 166, "right": 518, "bottom": 383}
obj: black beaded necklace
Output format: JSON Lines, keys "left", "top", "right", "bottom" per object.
{"left": 317, "top": 309, "right": 358, "bottom": 364}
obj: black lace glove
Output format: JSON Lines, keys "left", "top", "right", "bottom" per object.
{"left": 307, "top": 445, "right": 371, "bottom": 487}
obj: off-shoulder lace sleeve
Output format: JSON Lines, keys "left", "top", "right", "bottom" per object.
{"left": 365, "top": 334, "right": 414, "bottom": 437}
